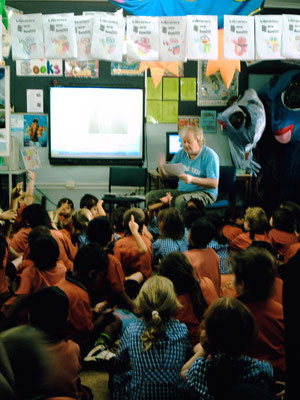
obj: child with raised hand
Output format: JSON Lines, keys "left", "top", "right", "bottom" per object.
{"left": 159, "top": 252, "right": 218, "bottom": 347}
{"left": 230, "top": 207, "right": 271, "bottom": 251}
{"left": 29, "top": 286, "right": 93, "bottom": 400}
{"left": 181, "top": 297, "right": 274, "bottom": 400}
{"left": 113, "top": 208, "right": 152, "bottom": 293}
{"left": 268, "top": 206, "right": 298, "bottom": 260}
{"left": 112, "top": 275, "right": 192, "bottom": 400}
{"left": 48, "top": 197, "right": 74, "bottom": 232}
{"left": 152, "top": 207, "right": 188, "bottom": 266}
{"left": 80, "top": 193, "right": 106, "bottom": 218}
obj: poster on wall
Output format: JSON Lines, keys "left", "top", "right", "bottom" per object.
{"left": 11, "top": 113, "right": 48, "bottom": 147}
{"left": 178, "top": 115, "right": 200, "bottom": 132}
{"left": 111, "top": 57, "right": 143, "bottom": 75}
{"left": 65, "top": 59, "right": 99, "bottom": 78}
{"left": 16, "top": 59, "right": 63, "bottom": 76}
{"left": 197, "top": 61, "right": 239, "bottom": 106}
{"left": 200, "top": 110, "right": 217, "bottom": 133}
{"left": 0, "top": 67, "right": 9, "bottom": 157}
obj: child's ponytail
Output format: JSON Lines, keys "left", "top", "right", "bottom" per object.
{"left": 136, "top": 276, "right": 181, "bottom": 352}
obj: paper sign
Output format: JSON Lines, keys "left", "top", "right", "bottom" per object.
{"left": 26, "top": 89, "right": 44, "bottom": 113}
{"left": 147, "top": 100, "right": 162, "bottom": 123}
{"left": 162, "top": 163, "right": 184, "bottom": 177}
{"left": 21, "top": 147, "right": 41, "bottom": 170}
{"left": 282, "top": 14, "right": 300, "bottom": 59}
{"left": 11, "top": 14, "right": 44, "bottom": 60}
{"left": 224, "top": 15, "right": 255, "bottom": 60}
{"left": 127, "top": 16, "right": 159, "bottom": 61}
{"left": 200, "top": 110, "right": 217, "bottom": 133}
{"left": 162, "top": 101, "right": 178, "bottom": 123}
{"left": 255, "top": 15, "right": 283, "bottom": 60}
{"left": 180, "top": 78, "right": 196, "bottom": 101}
{"left": 186, "top": 15, "right": 218, "bottom": 60}
{"left": 43, "top": 13, "right": 77, "bottom": 59}
{"left": 159, "top": 17, "right": 187, "bottom": 61}
{"left": 73, "top": 15, "right": 94, "bottom": 60}
{"left": 91, "top": 13, "right": 125, "bottom": 61}
{"left": 16, "top": 59, "right": 63, "bottom": 76}
{"left": 163, "top": 77, "right": 179, "bottom": 100}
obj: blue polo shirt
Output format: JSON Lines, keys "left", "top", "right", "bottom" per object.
{"left": 171, "top": 146, "right": 219, "bottom": 197}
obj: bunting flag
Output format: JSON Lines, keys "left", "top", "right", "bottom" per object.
{"left": 206, "top": 29, "right": 241, "bottom": 89}
{"left": 139, "top": 61, "right": 180, "bottom": 87}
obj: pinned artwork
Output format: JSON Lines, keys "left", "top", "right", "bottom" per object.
{"left": 159, "top": 17, "right": 187, "bottom": 61}
{"left": 186, "top": 15, "right": 218, "bottom": 60}
{"left": 127, "top": 16, "right": 159, "bottom": 61}
{"left": 223, "top": 15, "right": 255, "bottom": 60}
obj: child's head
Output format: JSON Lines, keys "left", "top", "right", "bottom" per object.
{"left": 202, "top": 297, "right": 256, "bottom": 356}
{"left": 87, "top": 216, "right": 114, "bottom": 247}
{"left": 230, "top": 247, "right": 276, "bottom": 302}
{"left": 206, "top": 213, "right": 228, "bottom": 244}
{"left": 244, "top": 207, "right": 270, "bottom": 234}
{"left": 159, "top": 252, "right": 207, "bottom": 321}
{"left": 22, "top": 204, "right": 52, "bottom": 229}
{"left": 280, "top": 200, "right": 300, "bottom": 233}
{"left": 80, "top": 193, "right": 99, "bottom": 217}
{"left": 57, "top": 198, "right": 74, "bottom": 214}
{"left": 223, "top": 205, "right": 245, "bottom": 227}
{"left": 189, "top": 217, "right": 215, "bottom": 248}
{"left": 73, "top": 242, "right": 109, "bottom": 282}
{"left": 137, "top": 275, "right": 181, "bottom": 351}
{"left": 270, "top": 207, "right": 295, "bottom": 233}
{"left": 184, "top": 207, "right": 206, "bottom": 230}
{"left": 123, "top": 207, "right": 145, "bottom": 232}
{"left": 112, "top": 206, "right": 129, "bottom": 232}
{"left": 29, "top": 286, "right": 69, "bottom": 341}
{"left": 157, "top": 207, "right": 185, "bottom": 240}
{"left": 72, "top": 208, "right": 92, "bottom": 233}
{"left": 186, "top": 197, "right": 205, "bottom": 211}
{"left": 29, "top": 233, "right": 59, "bottom": 271}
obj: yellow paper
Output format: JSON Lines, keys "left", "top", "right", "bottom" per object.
{"left": 163, "top": 101, "right": 178, "bottom": 124}
{"left": 147, "top": 77, "right": 162, "bottom": 100}
{"left": 163, "top": 77, "right": 179, "bottom": 100}
{"left": 147, "top": 100, "right": 163, "bottom": 123}
{"left": 180, "top": 77, "right": 196, "bottom": 101}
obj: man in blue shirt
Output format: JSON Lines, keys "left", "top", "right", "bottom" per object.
{"left": 146, "top": 126, "right": 220, "bottom": 213}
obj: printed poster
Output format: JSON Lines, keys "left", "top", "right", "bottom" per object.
{"left": 126, "top": 16, "right": 159, "bottom": 61}
{"left": 73, "top": 15, "right": 94, "bottom": 60}
{"left": 91, "top": 13, "right": 125, "bottom": 61}
{"left": 11, "top": 14, "right": 44, "bottom": 60}
{"left": 43, "top": 13, "right": 77, "bottom": 59}
{"left": 159, "top": 17, "right": 187, "bottom": 62}
{"left": 0, "top": 17, "right": 2, "bottom": 60}
{"left": 0, "top": 67, "right": 9, "bottom": 157}
{"left": 15, "top": 114, "right": 48, "bottom": 147}
{"left": 224, "top": 15, "right": 255, "bottom": 60}
{"left": 65, "top": 60, "right": 99, "bottom": 78}
{"left": 111, "top": 57, "right": 143, "bottom": 76}
{"left": 178, "top": 116, "right": 200, "bottom": 132}
{"left": 200, "top": 110, "right": 217, "bottom": 133}
{"left": 186, "top": 15, "right": 218, "bottom": 60}
{"left": 282, "top": 14, "right": 300, "bottom": 59}
{"left": 255, "top": 15, "right": 283, "bottom": 60}
{"left": 21, "top": 147, "right": 41, "bottom": 170}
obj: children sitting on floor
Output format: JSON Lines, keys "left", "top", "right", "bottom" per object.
{"left": 268, "top": 206, "right": 298, "bottom": 260}
{"left": 80, "top": 194, "right": 106, "bottom": 218}
{"left": 29, "top": 286, "right": 93, "bottom": 399}
{"left": 112, "top": 275, "right": 192, "bottom": 400}
{"left": 152, "top": 207, "right": 188, "bottom": 266}
{"left": 159, "top": 252, "right": 218, "bottom": 347}
{"left": 181, "top": 297, "right": 274, "bottom": 400}
{"left": 185, "top": 217, "right": 220, "bottom": 295}
{"left": 113, "top": 208, "right": 152, "bottom": 292}
{"left": 230, "top": 207, "right": 271, "bottom": 251}
{"left": 48, "top": 197, "right": 74, "bottom": 232}
{"left": 222, "top": 205, "right": 244, "bottom": 242}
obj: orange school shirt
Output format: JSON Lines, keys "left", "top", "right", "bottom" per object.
{"left": 114, "top": 234, "right": 152, "bottom": 279}
{"left": 0, "top": 246, "right": 9, "bottom": 298}
{"left": 284, "top": 241, "right": 300, "bottom": 264}
{"left": 230, "top": 231, "right": 271, "bottom": 250}
{"left": 222, "top": 225, "right": 243, "bottom": 242}
{"left": 9, "top": 226, "right": 31, "bottom": 255}
{"left": 268, "top": 228, "right": 298, "bottom": 257}
{"left": 185, "top": 248, "right": 221, "bottom": 295}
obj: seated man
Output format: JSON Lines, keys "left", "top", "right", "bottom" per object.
{"left": 146, "top": 126, "right": 220, "bottom": 213}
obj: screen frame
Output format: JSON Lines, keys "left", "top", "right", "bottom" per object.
{"left": 49, "top": 84, "right": 145, "bottom": 166}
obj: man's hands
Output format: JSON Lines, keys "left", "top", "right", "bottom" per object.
{"left": 179, "top": 173, "right": 194, "bottom": 184}
{"left": 159, "top": 192, "right": 173, "bottom": 205}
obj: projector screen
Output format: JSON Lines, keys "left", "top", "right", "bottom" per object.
{"left": 49, "top": 86, "right": 144, "bottom": 165}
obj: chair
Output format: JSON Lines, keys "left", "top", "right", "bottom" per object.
{"left": 102, "top": 166, "right": 148, "bottom": 216}
{"left": 206, "top": 166, "right": 237, "bottom": 212}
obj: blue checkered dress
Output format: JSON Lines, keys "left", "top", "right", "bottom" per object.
{"left": 113, "top": 319, "right": 192, "bottom": 400}
{"left": 185, "top": 354, "right": 274, "bottom": 399}
{"left": 152, "top": 229, "right": 189, "bottom": 265}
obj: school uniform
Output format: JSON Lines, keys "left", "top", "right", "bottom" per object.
{"left": 222, "top": 225, "right": 243, "bottom": 241}
{"left": 268, "top": 228, "right": 298, "bottom": 257}
{"left": 230, "top": 232, "right": 271, "bottom": 251}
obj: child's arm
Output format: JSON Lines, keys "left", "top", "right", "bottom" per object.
{"left": 24, "top": 170, "right": 35, "bottom": 204}
{"left": 129, "top": 215, "right": 147, "bottom": 255}
{"left": 96, "top": 199, "right": 106, "bottom": 217}
{"left": 10, "top": 182, "right": 23, "bottom": 210}
{"left": 180, "top": 345, "right": 206, "bottom": 381}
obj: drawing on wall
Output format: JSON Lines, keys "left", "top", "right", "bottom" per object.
{"left": 111, "top": 57, "right": 143, "bottom": 76}
{"left": 21, "top": 147, "right": 41, "bottom": 170}
{"left": 197, "top": 61, "right": 239, "bottom": 106}
{"left": 65, "top": 59, "right": 99, "bottom": 78}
